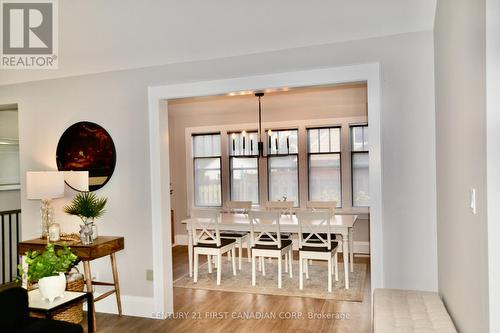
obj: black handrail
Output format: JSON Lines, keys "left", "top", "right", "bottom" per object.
{"left": 0, "top": 209, "right": 21, "bottom": 284}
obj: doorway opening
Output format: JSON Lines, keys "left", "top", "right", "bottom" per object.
{"left": 0, "top": 104, "right": 21, "bottom": 285}
{"left": 147, "top": 64, "right": 382, "bottom": 318}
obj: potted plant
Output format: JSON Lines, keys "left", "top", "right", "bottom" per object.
{"left": 63, "top": 192, "right": 107, "bottom": 245}
{"left": 19, "top": 243, "right": 78, "bottom": 302}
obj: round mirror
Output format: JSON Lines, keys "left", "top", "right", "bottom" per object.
{"left": 56, "top": 121, "right": 116, "bottom": 191}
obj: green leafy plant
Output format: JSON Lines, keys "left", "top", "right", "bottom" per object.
{"left": 18, "top": 243, "right": 79, "bottom": 282}
{"left": 63, "top": 192, "right": 107, "bottom": 224}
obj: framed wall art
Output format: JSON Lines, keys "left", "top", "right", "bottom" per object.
{"left": 56, "top": 121, "right": 116, "bottom": 191}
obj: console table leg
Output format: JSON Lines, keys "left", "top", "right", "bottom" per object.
{"left": 110, "top": 253, "right": 123, "bottom": 316}
{"left": 87, "top": 293, "right": 94, "bottom": 333}
{"left": 83, "top": 260, "right": 97, "bottom": 332}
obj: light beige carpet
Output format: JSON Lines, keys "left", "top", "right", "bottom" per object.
{"left": 174, "top": 259, "right": 367, "bottom": 302}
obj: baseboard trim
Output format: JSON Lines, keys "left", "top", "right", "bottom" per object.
{"left": 352, "top": 241, "right": 370, "bottom": 254}
{"left": 174, "top": 234, "right": 370, "bottom": 254}
{"left": 84, "top": 293, "right": 155, "bottom": 319}
{"left": 174, "top": 234, "right": 188, "bottom": 247}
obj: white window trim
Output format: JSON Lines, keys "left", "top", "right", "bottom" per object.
{"left": 185, "top": 116, "right": 368, "bottom": 216}
{"left": 191, "top": 133, "right": 223, "bottom": 207}
{"left": 350, "top": 124, "right": 370, "bottom": 207}
{"left": 306, "top": 126, "right": 342, "bottom": 208}
{"left": 229, "top": 155, "right": 259, "bottom": 204}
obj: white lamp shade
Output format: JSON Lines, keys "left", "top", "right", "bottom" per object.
{"left": 26, "top": 171, "right": 65, "bottom": 200}
{"left": 64, "top": 171, "right": 89, "bottom": 192}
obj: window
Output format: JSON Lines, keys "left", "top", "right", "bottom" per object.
{"left": 267, "top": 129, "right": 299, "bottom": 206}
{"left": 192, "top": 133, "right": 222, "bottom": 207}
{"left": 307, "top": 127, "right": 341, "bottom": 206}
{"left": 229, "top": 131, "right": 259, "bottom": 204}
{"left": 351, "top": 125, "right": 369, "bottom": 207}
{"left": 0, "top": 139, "right": 20, "bottom": 190}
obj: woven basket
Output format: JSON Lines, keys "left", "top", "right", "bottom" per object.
{"left": 29, "top": 275, "right": 85, "bottom": 324}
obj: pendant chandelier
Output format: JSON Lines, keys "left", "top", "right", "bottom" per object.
{"left": 229, "top": 92, "right": 293, "bottom": 158}
{"left": 255, "top": 92, "right": 292, "bottom": 158}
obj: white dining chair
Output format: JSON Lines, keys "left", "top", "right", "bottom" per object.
{"left": 226, "top": 200, "right": 252, "bottom": 214}
{"left": 263, "top": 201, "right": 294, "bottom": 239}
{"left": 304, "top": 201, "right": 338, "bottom": 243}
{"left": 191, "top": 208, "right": 237, "bottom": 285}
{"left": 304, "top": 201, "right": 344, "bottom": 266}
{"left": 306, "top": 201, "right": 337, "bottom": 212}
{"left": 297, "top": 210, "right": 338, "bottom": 292}
{"left": 221, "top": 201, "right": 252, "bottom": 269}
{"left": 266, "top": 200, "right": 294, "bottom": 217}
{"left": 249, "top": 210, "right": 293, "bottom": 289}
{"left": 263, "top": 201, "right": 294, "bottom": 264}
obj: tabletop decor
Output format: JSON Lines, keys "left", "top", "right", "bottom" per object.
{"left": 59, "top": 232, "right": 82, "bottom": 244}
{"left": 19, "top": 243, "right": 79, "bottom": 302}
{"left": 48, "top": 222, "right": 61, "bottom": 242}
{"left": 26, "top": 171, "right": 65, "bottom": 239}
{"left": 63, "top": 192, "right": 107, "bottom": 244}
{"left": 56, "top": 121, "right": 116, "bottom": 191}
{"left": 29, "top": 267, "right": 85, "bottom": 324}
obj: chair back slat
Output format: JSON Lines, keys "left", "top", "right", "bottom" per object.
{"left": 296, "top": 210, "right": 333, "bottom": 250}
{"left": 248, "top": 210, "right": 282, "bottom": 248}
{"left": 306, "top": 201, "right": 337, "bottom": 214}
{"left": 265, "top": 201, "right": 293, "bottom": 217}
{"left": 226, "top": 201, "right": 252, "bottom": 214}
{"left": 190, "top": 208, "right": 221, "bottom": 247}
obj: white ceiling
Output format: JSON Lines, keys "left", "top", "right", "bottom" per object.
{"left": 0, "top": 0, "right": 436, "bottom": 86}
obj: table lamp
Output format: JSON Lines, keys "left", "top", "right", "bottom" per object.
{"left": 26, "top": 171, "right": 65, "bottom": 239}
{"left": 63, "top": 171, "right": 89, "bottom": 192}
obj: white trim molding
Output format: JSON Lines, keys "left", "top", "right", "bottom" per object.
{"left": 148, "top": 63, "right": 383, "bottom": 317}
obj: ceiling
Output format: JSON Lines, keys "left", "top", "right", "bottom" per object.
{"left": 0, "top": 0, "right": 436, "bottom": 86}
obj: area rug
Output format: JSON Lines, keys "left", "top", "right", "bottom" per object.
{"left": 174, "top": 259, "right": 367, "bottom": 302}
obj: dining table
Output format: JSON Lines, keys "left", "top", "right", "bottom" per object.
{"left": 182, "top": 213, "right": 358, "bottom": 289}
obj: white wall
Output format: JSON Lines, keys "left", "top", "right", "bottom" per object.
{"left": 486, "top": 0, "right": 500, "bottom": 331}
{"left": 0, "top": 75, "right": 156, "bottom": 307}
{"left": 0, "top": 30, "right": 438, "bottom": 315}
{"left": 434, "top": 0, "right": 490, "bottom": 331}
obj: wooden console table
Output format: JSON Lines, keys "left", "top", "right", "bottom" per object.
{"left": 18, "top": 236, "right": 124, "bottom": 331}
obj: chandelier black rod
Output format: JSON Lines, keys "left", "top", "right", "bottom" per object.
{"left": 255, "top": 92, "right": 265, "bottom": 157}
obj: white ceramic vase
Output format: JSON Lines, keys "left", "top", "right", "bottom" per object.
{"left": 38, "top": 272, "right": 66, "bottom": 302}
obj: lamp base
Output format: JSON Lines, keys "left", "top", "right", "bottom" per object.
{"left": 40, "top": 199, "right": 55, "bottom": 239}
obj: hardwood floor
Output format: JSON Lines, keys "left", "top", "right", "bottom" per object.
{"left": 84, "top": 246, "right": 371, "bottom": 333}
